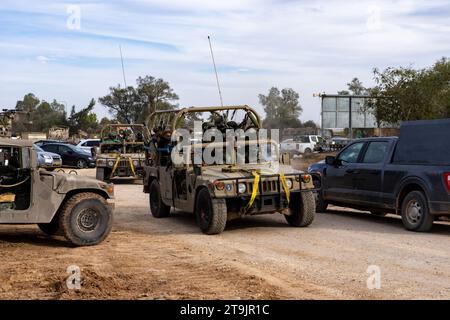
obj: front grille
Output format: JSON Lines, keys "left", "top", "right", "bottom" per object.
{"left": 246, "top": 179, "right": 278, "bottom": 193}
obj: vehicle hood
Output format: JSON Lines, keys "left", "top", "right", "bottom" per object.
{"left": 201, "top": 164, "right": 302, "bottom": 180}
{"left": 45, "top": 151, "right": 61, "bottom": 159}
{"left": 41, "top": 171, "right": 109, "bottom": 194}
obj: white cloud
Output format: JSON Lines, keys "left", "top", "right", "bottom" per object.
{"left": 36, "top": 55, "right": 50, "bottom": 64}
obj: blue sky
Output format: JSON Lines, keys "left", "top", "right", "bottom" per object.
{"left": 1, "top": 0, "right": 450, "bottom": 122}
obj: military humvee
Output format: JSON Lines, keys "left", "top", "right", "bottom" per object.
{"left": 143, "top": 105, "right": 318, "bottom": 234}
{"left": 0, "top": 139, "right": 114, "bottom": 246}
{"left": 96, "top": 124, "right": 150, "bottom": 181}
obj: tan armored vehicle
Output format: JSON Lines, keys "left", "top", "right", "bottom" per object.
{"left": 143, "top": 106, "right": 317, "bottom": 234}
{"left": 0, "top": 139, "right": 114, "bottom": 246}
{"left": 96, "top": 124, "right": 150, "bottom": 181}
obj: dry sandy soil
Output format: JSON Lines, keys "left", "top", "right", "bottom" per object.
{"left": 1, "top": 161, "right": 450, "bottom": 300}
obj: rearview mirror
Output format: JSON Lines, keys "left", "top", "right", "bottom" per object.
{"left": 325, "top": 156, "right": 336, "bottom": 166}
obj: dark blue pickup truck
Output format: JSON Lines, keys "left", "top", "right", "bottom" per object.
{"left": 308, "top": 119, "right": 450, "bottom": 232}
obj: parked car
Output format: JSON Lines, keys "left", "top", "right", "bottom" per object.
{"left": 40, "top": 143, "right": 96, "bottom": 169}
{"left": 32, "top": 144, "right": 62, "bottom": 171}
{"left": 77, "top": 139, "right": 101, "bottom": 155}
{"left": 308, "top": 118, "right": 450, "bottom": 232}
{"left": 280, "top": 135, "right": 319, "bottom": 155}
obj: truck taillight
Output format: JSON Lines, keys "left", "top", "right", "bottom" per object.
{"left": 444, "top": 173, "right": 450, "bottom": 193}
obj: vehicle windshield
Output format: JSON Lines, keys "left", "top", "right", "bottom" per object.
{"left": 32, "top": 145, "right": 44, "bottom": 152}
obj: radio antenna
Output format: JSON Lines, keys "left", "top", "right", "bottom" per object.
{"left": 208, "top": 35, "right": 224, "bottom": 108}
{"left": 119, "top": 45, "right": 127, "bottom": 88}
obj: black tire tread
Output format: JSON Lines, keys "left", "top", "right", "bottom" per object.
{"left": 59, "top": 192, "right": 112, "bottom": 246}
{"left": 285, "top": 191, "right": 316, "bottom": 227}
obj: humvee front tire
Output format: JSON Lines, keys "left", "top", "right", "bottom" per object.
{"left": 285, "top": 191, "right": 316, "bottom": 227}
{"left": 195, "top": 188, "right": 227, "bottom": 235}
{"left": 59, "top": 192, "right": 113, "bottom": 246}
{"left": 149, "top": 180, "right": 171, "bottom": 218}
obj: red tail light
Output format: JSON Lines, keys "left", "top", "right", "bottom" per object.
{"left": 444, "top": 173, "right": 450, "bottom": 192}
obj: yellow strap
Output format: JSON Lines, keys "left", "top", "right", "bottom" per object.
{"left": 110, "top": 155, "right": 121, "bottom": 179}
{"left": 279, "top": 172, "right": 290, "bottom": 204}
{"left": 245, "top": 171, "right": 260, "bottom": 212}
{"left": 128, "top": 157, "right": 137, "bottom": 177}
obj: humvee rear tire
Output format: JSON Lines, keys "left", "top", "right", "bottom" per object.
{"left": 285, "top": 191, "right": 316, "bottom": 227}
{"left": 149, "top": 180, "right": 171, "bottom": 218}
{"left": 59, "top": 192, "right": 113, "bottom": 246}
{"left": 195, "top": 188, "right": 227, "bottom": 235}
{"left": 38, "top": 215, "right": 60, "bottom": 236}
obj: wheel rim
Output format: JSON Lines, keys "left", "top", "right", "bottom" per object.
{"left": 77, "top": 208, "right": 100, "bottom": 232}
{"left": 77, "top": 160, "right": 85, "bottom": 168}
{"left": 406, "top": 199, "right": 422, "bottom": 225}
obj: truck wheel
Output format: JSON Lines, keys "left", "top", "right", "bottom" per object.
{"left": 38, "top": 215, "right": 60, "bottom": 235}
{"left": 96, "top": 168, "right": 105, "bottom": 181}
{"left": 59, "top": 193, "right": 113, "bottom": 246}
{"left": 149, "top": 180, "right": 171, "bottom": 218}
{"left": 316, "top": 191, "right": 328, "bottom": 213}
{"left": 195, "top": 188, "right": 227, "bottom": 235}
{"left": 285, "top": 191, "right": 316, "bottom": 227}
{"left": 401, "top": 191, "right": 434, "bottom": 232}
{"left": 304, "top": 148, "right": 312, "bottom": 154}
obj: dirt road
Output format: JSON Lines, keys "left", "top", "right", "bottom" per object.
{"left": 1, "top": 169, "right": 450, "bottom": 300}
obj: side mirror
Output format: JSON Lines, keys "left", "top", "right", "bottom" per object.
{"left": 325, "top": 156, "right": 336, "bottom": 166}
{"left": 281, "top": 152, "right": 291, "bottom": 165}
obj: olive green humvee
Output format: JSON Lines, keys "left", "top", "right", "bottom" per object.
{"left": 0, "top": 139, "right": 114, "bottom": 246}
{"left": 143, "top": 106, "right": 318, "bottom": 234}
{"left": 96, "top": 124, "right": 150, "bottom": 181}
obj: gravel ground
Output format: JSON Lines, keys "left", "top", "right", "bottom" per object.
{"left": 0, "top": 168, "right": 449, "bottom": 299}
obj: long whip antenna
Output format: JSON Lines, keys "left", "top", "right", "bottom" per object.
{"left": 119, "top": 45, "right": 127, "bottom": 88}
{"left": 208, "top": 36, "right": 224, "bottom": 108}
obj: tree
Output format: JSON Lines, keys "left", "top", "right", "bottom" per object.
{"left": 347, "top": 78, "right": 367, "bottom": 95}
{"left": 369, "top": 58, "right": 450, "bottom": 125}
{"left": 302, "top": 120, "right": 317, "bottom": 129}
{"left": 136, "top": 76, "right": 179, "bottom": 122}
{"left": 16, "top": 93, "right": 40, "bottom": 112}
{"left": 99, "top": 76, "right": 179, "bottom": 124}
{"left": 259, "top": 87, "right": 303, "bottom": 129}
{"left": 68, "top": 98, "right": 99, "bottom": 135}
{"left": 99, "top": 86, "right": 142, "bottom": 124}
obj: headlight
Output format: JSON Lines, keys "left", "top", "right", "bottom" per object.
{"left": 133, "top": 160, "right": 139, "bottom": 166}
{"left": 108, "top": 160, "right": 115, "bottom": 167}
{"left": 238, "top": 183, "right": 247, "bottom": 194}
{"left": 286, "top": 179, "right": 293, "bottom": 189}
{"left": 43, "top": 155, "right": 53, "bottom": 164}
